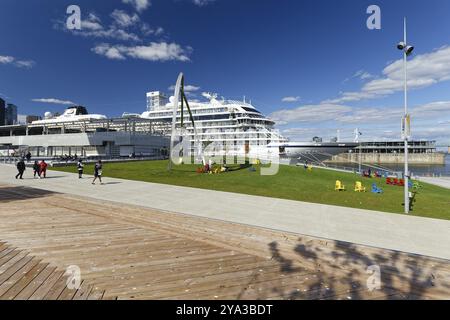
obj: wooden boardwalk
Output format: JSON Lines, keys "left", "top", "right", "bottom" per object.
{"left": 0, "top": 185, "right": 449, "bottom": 300}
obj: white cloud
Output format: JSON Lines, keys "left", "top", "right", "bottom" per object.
{"left": 15, "top": 60, "right": 35, "bottom": 69}
{"left": 0, "top": 55, "right": 35, "bottom": 69}
{"left": 168, "top": 84, "right": 200, "bottom": 92}
{"left": 326, "top": 46, "right": 450, "bottom": 104}
{"left": 274, "top": 46, "right": 450, "bottom": 145}
{"left": 31, "top": 98, "right": 75, "bottom": 105}
{"left": 73, "top": 25, "right": 141, "bottom": 42}
{"left": 412, "top": 101, "right": 450, "bottom": 117}
{"left": 92, "top": 42, "right": 192, "bottom": 62}
{"left": 126, "top": 43, "right": 191, "bottom": 61}
{"left": 141, "top": 24, "right": 164, "bottom": 36}
{"left": 281, "top": 96, "right": 300, "bottom": 103}
{"left": 270, "top": 104, "right": 352, "bottom": 123}
{"left": 154, "top": 27, "right": 164, "bottom": 36}
{"left": 81, "top": 13, "right": 103, "bottom": 31}
{"left": 57, "top": 12, "right": 141, "bottom": 42}
{"left": 0, "top": 56, "right": 15, "bottom": 64}
{"left": 111, "top": 10, "right": 140, "bottom": 28}
{"left": 337, "top": 101, "right": 450, "bottom": 125}
{"left": 55, "top": 7, "right": 186, "bottom": 61}
{"left": 270, "top": 99, "right": 450, "bottom": 127}
{"left": 354, "top": 70, "right": 374, "bottom": 80}
{"left": 336, "top": 107, "right": 402, "bottom": 124}
{"left": 281, "top": 127, "right": 319, "bottom": 136}
{"left": 92, "top": 44, "right": 126, "bottom": 60}
{"left": 122, "top": 0, "right": 151, "bottom": 12}
{"left": 192, "top": 0, "right": 215, "bottom": 6}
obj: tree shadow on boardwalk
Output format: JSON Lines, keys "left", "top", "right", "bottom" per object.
{"left": 238, "top": 238, "right": 449, "bottom": 300}
{"left": 0, "top": 186, "right": 58, "bottom": 203}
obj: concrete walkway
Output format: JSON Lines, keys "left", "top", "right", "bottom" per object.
{"left": 417, "top": 176, "right": 450, "bottom": 189}
{"left": 1, "top": 164, "right": 449, "bottom": 260}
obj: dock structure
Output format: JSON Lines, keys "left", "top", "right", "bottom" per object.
{"left": 0, "top": 181, "right": 449, "bottom": 300}
{"left": 0, "top": 117, "right": 170, "bottom": 159}
{"left": 327, "top": 140, "right": 445, "bottom": 165}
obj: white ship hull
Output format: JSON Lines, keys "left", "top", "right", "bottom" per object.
{"left": 140, "top": 91, "right": 357, "bottom": 163}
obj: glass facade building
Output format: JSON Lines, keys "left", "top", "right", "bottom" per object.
{"left": 0, "top": 98, "right": 5, "bottom": 126}
{"left": 6, "top": 104, "right": 18, "bottom": 125}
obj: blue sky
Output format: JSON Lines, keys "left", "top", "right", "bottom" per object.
{"left": 1, "top": 0, "right": 450, "bottom": 145}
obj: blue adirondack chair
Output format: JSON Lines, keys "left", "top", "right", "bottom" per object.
{"left": 371, "top": 183, "right": 383, "bottom": 194}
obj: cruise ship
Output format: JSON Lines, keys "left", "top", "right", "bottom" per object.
{"left": 137, "top": 91, "right": 357, "bottom": 163}
{"left": 32, "top": 106, "right": 107, "bottom": 125}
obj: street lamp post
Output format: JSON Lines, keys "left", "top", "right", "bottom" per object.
{"left": 397, "top": 18, "right": 414, "bottom": 214}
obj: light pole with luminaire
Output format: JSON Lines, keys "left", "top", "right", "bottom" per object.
{"left": 397, "top": 17, "right": 414, "bottom": 214}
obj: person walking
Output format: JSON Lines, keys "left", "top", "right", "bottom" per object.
{"left": 15, "top": 158, "right": 26, "bottom": 179}
{"left": 92, "top": 160, "right": 103, "bottom": 185}
{"left": 77, "top": 159, "right": 84, "bottom": 179}
{"left": 39, "top": 160, "right": 48, "bottom": 179}
{"left": 33, "top": 160, "right": 41, "bottom": 179}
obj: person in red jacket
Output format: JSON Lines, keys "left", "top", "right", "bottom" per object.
{"left": 39, "top": 160, "right": 48, "bottom": 178}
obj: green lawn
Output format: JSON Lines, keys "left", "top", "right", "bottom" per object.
{"left": 52, "top": 160, "right": 450, "bottom": 220}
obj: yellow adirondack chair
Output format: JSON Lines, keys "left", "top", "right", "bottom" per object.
{"left": 354, "top": 181, "right": 366, "bottom": 192}
{"left": 335, "top": 180, "right": 345, "bottom": 191}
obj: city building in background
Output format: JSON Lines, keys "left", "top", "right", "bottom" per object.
{"left": 5, "top": 103, "right": 18, "bottom": 125}
{"left": 25, "top": 115, "right": 42, "bottom": 124}
{"left": 17, "top": 115, "right": 27, "bottom": 125}
{"left": 0, "top": 98, "right": 5, "bottom": 126}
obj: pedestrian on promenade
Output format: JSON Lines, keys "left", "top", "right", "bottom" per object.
{"left": 40, "top": 160, "right": 48, "bottom": 179}
{"left": 77, "top": 159, "right": 84, "bottom": 179}
{"left": 92, "top": 160, "right": 103, "bottom": 185}
{"left": 25, "top": 152, "right": 32, "bottom": 163}
{"left": 15, "top": 158, "right": 26, "bottom": 179}
{"left": 33, "top": 161, "right": 41, "bottom": 179}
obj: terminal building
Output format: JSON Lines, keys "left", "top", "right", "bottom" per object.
{"left": 0, "top": 116, "right": 170, "bottom": 159}
{"left": 326, "top": 140, "right": 446, "bottom": 165}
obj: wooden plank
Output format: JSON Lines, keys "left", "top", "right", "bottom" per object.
{"left": 86, "top": 287, "right": 105, "bottom": 300}
{"left": 0, "top": 258, "right": 41, "bottom": 297}
{"left": 28, "top": 271, "right": 65, "bottom": 300}
{"left": 0, "top": 249, "right": 21, "bottom": 268}
{"left": 0, "top": 251, "right": 29, "bottom": 274}
{"left": 43, "top": 274, "right": 70, "bottom": 300}
{"left": 0, "top": 256, "right": 34, "bottom": 285}
{"left": 72, "top": 283, "right": 93, "bottom": 300}
{"left": 57, "top": 280, "right": 80, "bottom": 300}
{"left": 0, "top": 243, "right": 9, "bottom": 254}
{"left": 14, "top": 265, "right": 57, "bottom": 300}
{"left": 0, "top": 263, "right": 48, "bottom": 300}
